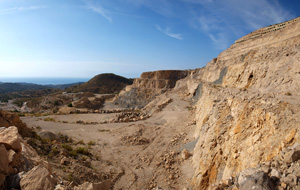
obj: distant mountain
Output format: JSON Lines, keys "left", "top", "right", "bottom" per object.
{"left": 0, "top": 83, "right": 48, "bottom": 94}
{"left": 66, "top": 73, "right": 134, "bottom": 94}
{"left": 0, "top": 81, "right": 84, "bottom": 94}
{"left": 45, "top": 82, "right": 84, "bottom": 90}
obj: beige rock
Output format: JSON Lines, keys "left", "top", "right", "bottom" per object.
{"left": 7, "top": 149, "right": 21, "bottom": 168}
{"left": 281, "top": 182, "right": 287, "bottom": 188}
{"left": 54, "top": 184, "right": 67, "bottom": 190}
{"left": 284, "top": 148, "right": 300, "bottom": 165}
{"left": 282, "top": 174, "right": 297, "bottom": 186}
{"left": 0, "top": 126, "right": 22, "bottom": 152}
{"left": 0, "top": 144, "right": 9, "bottom": 174}
{"left": 20, "top": 165, "right": 56, "bottom": 190}
{"left": 0, "top": 110, "right": 32, "bottom": 137}
{"left": 181, "top": 149, "right": 192, "bottom": 160}
{"left": 74, "top": 180, "right": 111, "bottom": 190}
{"left": 270, "top": 169, "right": 280, "bottom": 179}
{"left": 21, "top": 141, "right": 42, "bottom": 169}
{"left": 114, "top": 70, "right": 189, "bottom": 109}
{"left": 60, "top": 157, "right": 68, "bottom": 165}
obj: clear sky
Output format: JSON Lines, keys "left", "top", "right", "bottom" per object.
{"left": 0, "top": 0, "right": 299, "bottom": 79}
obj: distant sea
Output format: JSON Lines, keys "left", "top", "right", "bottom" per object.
{"left": 0, "top": 78, "right": 89, "bottom": 85}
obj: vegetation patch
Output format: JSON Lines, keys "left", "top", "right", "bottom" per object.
{"left": 44, "top": 117, "right": 56, "bottom": 122}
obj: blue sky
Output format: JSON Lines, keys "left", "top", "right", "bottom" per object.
{"left": 0, "top": 0, "right": 298, "bottom": 79}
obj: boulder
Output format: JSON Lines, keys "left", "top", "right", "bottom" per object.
{"left": 5, "top": 172, "right": 25, "bottom": 189}
{"left": 21, "top": 141, "right": 42, "bottom": 170}
{"left": 282, "top": 174, "right": 298, "bottom": 187}
{"left": 237, "top": 169, "right": 273, "bottom": 190}
{"left": 0, "top": 144, "right": 9, "bottom": 174}
{"left": 0, "top": 126, "right": 22, "bottom": 152}
{"left": 284, "top": 146, "right": 300, "bottom": 165}
{"left": 20, "top": 165, "right": 56, "bottom": 190}
{"left": 37, "top": 131, "right": 58, "bottom": 141}
{"left": 181, "top": 148, "right": 192, "bottom": 160}
{"left": 0, "top": 110, "right": 32, "bottom": 137}
{"left": 270, "top": 169, "right": 280, "bottom": 179}
{"left": 74, "top": 180, "right": 111, "bottom": 190}
{"left": 8, "top": 149, "right": 22, "bottom": 168}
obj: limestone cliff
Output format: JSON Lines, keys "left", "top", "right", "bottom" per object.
{"left": 114, "top": 70, "right": 189, "bottom": 109}
{"left": 173, "top": 16, "right": 300, "bottom": 189}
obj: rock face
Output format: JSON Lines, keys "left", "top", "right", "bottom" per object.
{"left": 114, "top": 70, "right": 189, "bottom": 108}
{"left": 0, "top": 127, "right": 24, "bottom": 189}
{"left": 0, "top": 126, "right": 22, "bottom": 152}
{"left": 0, "top": 126, "right": 55, "bottom": 189}
{"left": 20, "top": 165, "right": 57, "bottom": 190}
{"left": 0, "top": 110, "right": 32, "bottom": 137}
{"left": 171, "top": 16, "right": 300, "bottom": 189}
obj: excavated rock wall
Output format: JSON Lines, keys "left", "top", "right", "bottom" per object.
{"left": 114, "top": 70, "right": 189, "bottom": 109}
{"left": 173, "top": 17, "right": 300, "bottom": 189}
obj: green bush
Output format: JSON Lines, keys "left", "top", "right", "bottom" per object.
{"left": 88, "top": 141, "right": 96, "bottom": 146}
{"left": 62, "top": 144, "right": 73, "bottom": 151}
{"left": 69, "top": 150, "right": 77, "bottom": 157}
{"left": 76, "top": 140, "right": 85, "bottom": 145}
{"left": 44, "top": 117, "right": 55, "bottom": 122}
{"left": 76, "top": 147, "right": 90, "bottom": 155}
{"left": 49, "top": 147, "right": 60, "bottom": 157}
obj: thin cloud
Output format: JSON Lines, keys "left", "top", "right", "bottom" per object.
{"left": 209, "top": 33, "right": 230, "bottom": 50}
{"left": 184, "top": 0, "right": 294, "bottom": 50}
{"left": 84, "top": 0, "right": 112, "bottom": 23}
{"left": 126, "top": 0, "right": 173, "bottom": 17}
{"left": 155, "top": 25, "right": 183, "bottom": 40}
{"left": 0, "top": 6, "right": 46, "bottom": 15}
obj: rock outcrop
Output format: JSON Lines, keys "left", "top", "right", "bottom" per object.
{"left": 0, "top": 126, "right": 58, "bottom": 189}
{"left": 172, "top": 16, "right": 300, "bottom": 189}
{"left": 0, "top": 110, "right": 32, "bottom": 137}
{"left": 114, "top": 70, "right": 189, "bottom": 108}
{"left": 20, "top": 165, "right": 57, "bottom": 190}
{"left": 0, "top": 127, "right": 22, "bottom": 152}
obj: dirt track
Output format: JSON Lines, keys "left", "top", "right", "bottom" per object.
{"left": 22, "top": 94, "right": 197, "bottom": 189}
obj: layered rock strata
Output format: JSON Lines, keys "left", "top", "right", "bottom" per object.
{"left": 114, "top": 70, "right": 189, "bottom": 108}
{"left": 173, "top": 16, "right": 300, "bottom": 189}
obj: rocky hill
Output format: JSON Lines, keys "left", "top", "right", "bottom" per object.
{"left": 66, "top": 73, "right": 133, "bottom": 94}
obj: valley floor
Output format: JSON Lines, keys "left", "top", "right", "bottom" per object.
{"left": 21, "top": 93, "right": 197, "bottom": 190}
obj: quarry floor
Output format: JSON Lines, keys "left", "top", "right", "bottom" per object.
{"left": 21, "top": 94, "right": 197, "bottom": 190}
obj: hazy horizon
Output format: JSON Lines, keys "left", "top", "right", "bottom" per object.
{"left": 0, "top": 77, "right": 90, "bottom": 85}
